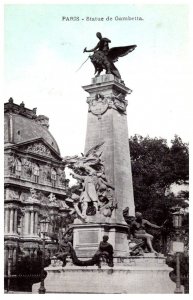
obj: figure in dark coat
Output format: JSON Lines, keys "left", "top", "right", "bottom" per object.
{"left": 95, "top": 235, "right": 114, "bottom": 267}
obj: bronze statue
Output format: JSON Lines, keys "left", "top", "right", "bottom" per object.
{"left": 55, "top": 230, "right": 113, "bottom": 268}
{"left": 55, "top": 236, "right": 73, "bottom": 267}
{"left": 83, "top": 32, "right": 137, "bottom": 78}
{"left": 130, "top": 212, "right": 162, "bottom": 253}
{"left": 95, "top": 235, "right": 114, "bottom": 268}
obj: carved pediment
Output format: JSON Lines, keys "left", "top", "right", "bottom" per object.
{"left": 26, "top": 142, "right": 52, "bottom": 157}
{"left": 17, "top": 139, "right": 61, "bottom": 160}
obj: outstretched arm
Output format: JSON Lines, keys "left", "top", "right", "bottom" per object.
{"left": 83, "top": 42, "right": 99, "bottom": 53}
{"left": 144, "top": 219, "right": 161, "bottom": 229}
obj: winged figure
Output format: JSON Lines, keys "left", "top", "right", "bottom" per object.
{"left": 63, "top": 142, "right": 105, "bottom": 174}
{"left": 83, "top": 32, "right": 137, "bottom": 78}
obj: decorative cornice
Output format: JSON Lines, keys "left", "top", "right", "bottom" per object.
{"left": 82, "top": 74, "right": 132, "bottom": 95}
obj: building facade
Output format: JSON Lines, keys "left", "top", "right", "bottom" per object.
{"left": 4, "top": 98, "right": 70, "bottom": 274}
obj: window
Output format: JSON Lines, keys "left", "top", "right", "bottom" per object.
{"left": 15, "top": 159, "right": 22, "bottom": 178}
{"left": 33, "top": 164, "right": 40, "bottom": 183}
{"left": 51, "top": 168, "right": 57, "bottom": 187}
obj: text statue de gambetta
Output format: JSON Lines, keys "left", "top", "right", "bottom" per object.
{"left": 83, "top": 32, "right": 137, "bottom": 78}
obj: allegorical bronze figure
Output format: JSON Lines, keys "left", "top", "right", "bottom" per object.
{"left": 83, "top": 32, "right": 137, "bottom": 78}
{"left": 130, "top": 212, "right": 162, "bottom": 253}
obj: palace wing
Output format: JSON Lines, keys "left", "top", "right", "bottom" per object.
{"left": 108, "top": 45, "right": 137, "bottom": 62}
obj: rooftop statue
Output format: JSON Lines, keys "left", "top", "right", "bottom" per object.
{"left": 83, "top": 32, "right": 137, "bottom": 78}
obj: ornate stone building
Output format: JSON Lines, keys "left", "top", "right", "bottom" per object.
{"left": 4, "top": 98, "right": 69, "bottom": 273}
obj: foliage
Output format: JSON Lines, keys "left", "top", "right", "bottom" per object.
{"left": 129, "top": 134, "right": 189, "bottom": 291}
{"left": 129, "top": 134, "right": 189, "bottom": 225}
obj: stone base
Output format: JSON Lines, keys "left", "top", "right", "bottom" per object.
{"left": 32, "top": 256, "right": 176, "bottom": 294}
{"left": 72, "top": 223, "right": 129, "bottom": 257}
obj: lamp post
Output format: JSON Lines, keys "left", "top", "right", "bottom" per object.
{"left": 172, "top": 210, "right": 184, "bottom": 294}
{"left": 38, "top": 217, "right": 50, "bottom": 294}
{"left": 7, "top": 256, "right": 12, "bottom": 293}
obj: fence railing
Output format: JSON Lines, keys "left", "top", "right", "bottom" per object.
{"left": 4, "top": 274, "right": 41, "bottom": 293}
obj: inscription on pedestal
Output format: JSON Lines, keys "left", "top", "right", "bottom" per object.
{"left": 79, "top": 230, "right": 99, "bottom": 244}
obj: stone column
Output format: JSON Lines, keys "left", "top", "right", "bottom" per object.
{"left": 9, "top": 209, "right": 14, "bottom": 234}
{"left": 4, "top": 247, "right": 8, "bottom": 273}
{"left": 34, "top": 212, "right": 38, "bottom": 235}
{"left": 24, "top": 211, "right": 30, "bottom": 235}
{"left": 30, "top": 211, "right": 34, "bottom": 235}
{"left": 6, "top": 209, "right": 10, "bottom": 233}
{"left": 23, "top": 212, "right": 28, "bottom": 235}
{"left": 14, "top": 209, "right": 18, "bottom": 233}
{"left": 28, "top": 211, "right": 31, "bottom": 234}
{"left": 4, "top": 208, "right": 9, "bottom": 234}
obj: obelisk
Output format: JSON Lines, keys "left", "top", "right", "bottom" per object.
{"left": 83, "top": 74, "right": 135, "bottom": 221}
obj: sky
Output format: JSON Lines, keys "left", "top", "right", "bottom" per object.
{"left": 3, "top": 3, "right": 191, "bottom": 157}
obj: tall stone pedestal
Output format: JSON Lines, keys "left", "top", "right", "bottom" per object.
{"left": 83, "top": 74, "right": 135, "bottom": 220}
{"left": 32, "top": 256, "right": 176, "bottom": 294}
{"left": 74, "top": 74, "right": 135, "bottom": 257}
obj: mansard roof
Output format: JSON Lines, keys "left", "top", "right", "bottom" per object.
{"left": 4, "top": 98, "right": 60, "bottom": 155}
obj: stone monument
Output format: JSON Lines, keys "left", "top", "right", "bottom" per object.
{"left": 72, "top": 74, "right": 135, "bottom": 257}
{"left": 32, "top": 33, "right": 176, "bottom": 293}
{"left": 70, "top": 32, "right": 137, "bottom": 257}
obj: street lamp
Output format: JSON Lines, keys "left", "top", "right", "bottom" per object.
{"left": 172, "top": 210, "right": 183, "bottom": 228}
{"left": 7, "top": 256, "right": 12, "bottom": 293}
{"left": 38, "top": 217, "right": 50, "bottom": 294}
{"left": 172, "top": 210, "right": 184, "bottom": 294}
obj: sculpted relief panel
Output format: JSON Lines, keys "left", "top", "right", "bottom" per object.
{"left": 87, "top": 92, "right": 129, "bottom": 117}
{"left": 26, "top": 143, "right": 53, "bottom": 158}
